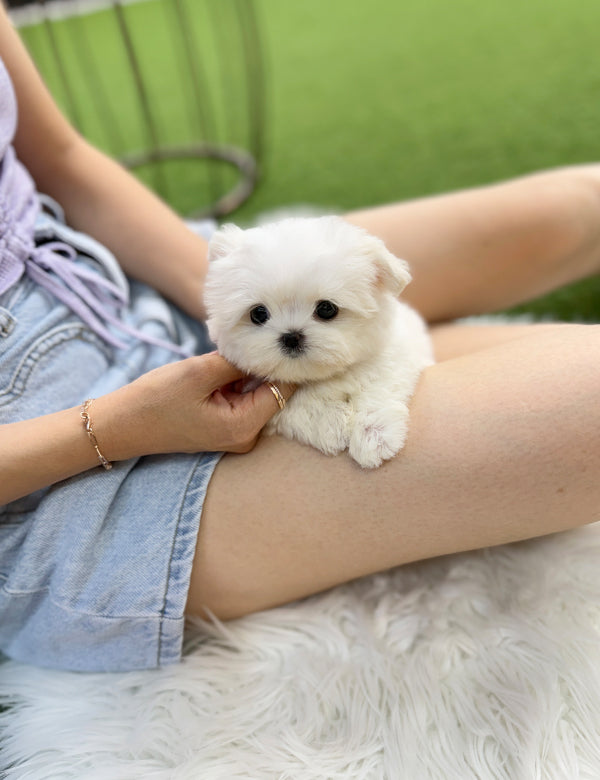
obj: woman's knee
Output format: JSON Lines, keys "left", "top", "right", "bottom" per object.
{"left": 533, "top": 165, "right": 600, "bottom": 278}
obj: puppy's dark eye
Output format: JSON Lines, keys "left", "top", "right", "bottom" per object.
{"left": 314, "top": 300, "right": 339, "bottom": 321}
{"left": 250, "top": 305, "right": 270, "bottom": 325}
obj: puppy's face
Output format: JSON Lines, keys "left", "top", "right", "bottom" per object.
{"left": 204, "top": 216, "right": 411, "bottom": 383}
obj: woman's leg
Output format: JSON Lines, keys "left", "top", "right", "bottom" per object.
{"left": 430, "top": 320, "right": 565, "bottom": 361}
{"left": 186, "top": 166, "right": 600, "bottom": 619}
{"left": 187, "top": 323, "right": 600, "bottom": 620}
{"left": 346, "top": 165, "right": 600, "bottom": 322}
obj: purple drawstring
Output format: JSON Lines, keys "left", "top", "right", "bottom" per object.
{"left": 0, "top": 151, "right": 193, "bottom": 357}
{"left": 26, "top": 242, "right": 129, "bottom": 349}
{"left": 23, "top": 240, "right": 192, "bottom": 357}
{"left": 0, "top": 141, "right": 194, "bottom": 355}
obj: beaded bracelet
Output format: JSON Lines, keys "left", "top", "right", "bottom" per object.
{"left": 80, "top": 399, "right": 112, "bottom": 470}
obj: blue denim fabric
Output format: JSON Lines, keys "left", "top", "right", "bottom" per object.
{"left": 0, "top": 218, "right": 222, "bottom": 672}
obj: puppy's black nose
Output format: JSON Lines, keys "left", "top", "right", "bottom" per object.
{"left": 280, "top": 330, "right": 305, "bottom": 353}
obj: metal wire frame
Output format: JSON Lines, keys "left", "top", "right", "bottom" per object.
{"left": 29, "top": 0, "right": 265, "bottom": 218}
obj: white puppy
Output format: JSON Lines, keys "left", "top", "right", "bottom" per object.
{"left": 204, "top": 216, "right": 434, "bottom": 468}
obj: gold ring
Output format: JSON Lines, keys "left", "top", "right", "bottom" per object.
{"left": 266, "top": 381, "right": 286, "bottom": 411}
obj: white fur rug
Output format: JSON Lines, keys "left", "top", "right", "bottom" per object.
{"left": 2, "top": 524, "right": 600, "bottom": 779}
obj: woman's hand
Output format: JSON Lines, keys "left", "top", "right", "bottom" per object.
{"left": 92, "top": 353, "right": 295, "bottom": 461}
{"left": 0, "top": 353, "right": 293, "bottom": 506}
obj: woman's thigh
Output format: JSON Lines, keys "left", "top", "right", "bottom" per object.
{"left": 186, "top": 323, "right": 600, "bottom": 620}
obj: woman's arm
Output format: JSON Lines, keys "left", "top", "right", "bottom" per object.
{"left": 1, "top": 354, "right": 293, "bottom": 506}
{"left": 0, "top": 3, "right": 208, "bottom": 320}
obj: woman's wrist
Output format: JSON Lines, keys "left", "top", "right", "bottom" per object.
{"left": 89, "top": 384, "right": 154, "bottom": 463}
{"left": 0, "top": 405, "right": 113, "bottom": 505}
{"left": 80, "top": 399, "right": 113, "bottom": 469}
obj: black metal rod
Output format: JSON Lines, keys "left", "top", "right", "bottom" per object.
{"left": 39, "top": 0, "right": 83, "bottom": 130}
{"left": 69, "top": 11, "right": 126, "bottom": 155}
{"left": 112, "top": 0, "right": 168, "bottom": 196}
{"left": 168, "top": 0, "right": 221, "bottom": 202}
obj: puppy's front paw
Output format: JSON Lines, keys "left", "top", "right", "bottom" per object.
{"left": 348, "top": 404, "right": 409, "bottom": 468}
{"left": 267, "top": 393, "right": 352, "bottom": 456}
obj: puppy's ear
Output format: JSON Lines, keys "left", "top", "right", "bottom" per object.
{"left": 208, "top": 223, "right": 245, "bottom": 262}
{"left": 364, "top": 235, "right": 412, "bottom": 296}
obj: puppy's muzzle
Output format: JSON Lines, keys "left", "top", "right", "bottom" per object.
{"left": 280, "top": 330, "right": 305, "bottom": 355}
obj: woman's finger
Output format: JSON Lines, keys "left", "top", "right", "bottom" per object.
{"left": 252, "top": 381, "right": 296, "bottom": 418}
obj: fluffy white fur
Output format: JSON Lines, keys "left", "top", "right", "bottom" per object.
{"left": 204, "top": 216, "right": 434, "bottom": 468}
{"left": 2, "top": 523, "right": 600, "bottom": 779}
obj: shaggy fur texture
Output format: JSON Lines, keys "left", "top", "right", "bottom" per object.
{"left": 204, "top": 217, "right": 434, "bottom": 468}
{"left": 2, "top": 523, "right": 600, "bottom": 779}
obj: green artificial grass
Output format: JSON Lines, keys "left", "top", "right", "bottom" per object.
{"left": 17, "top": 0, "right": 600, "bottom": 320}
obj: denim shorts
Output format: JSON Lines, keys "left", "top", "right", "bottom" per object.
{"left": 0, "top": 216, "right": 222, "bottom": 672}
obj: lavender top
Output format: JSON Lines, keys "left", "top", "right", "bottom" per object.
{"left": 0, "top": 56, "right": 39, "bottom": 295}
